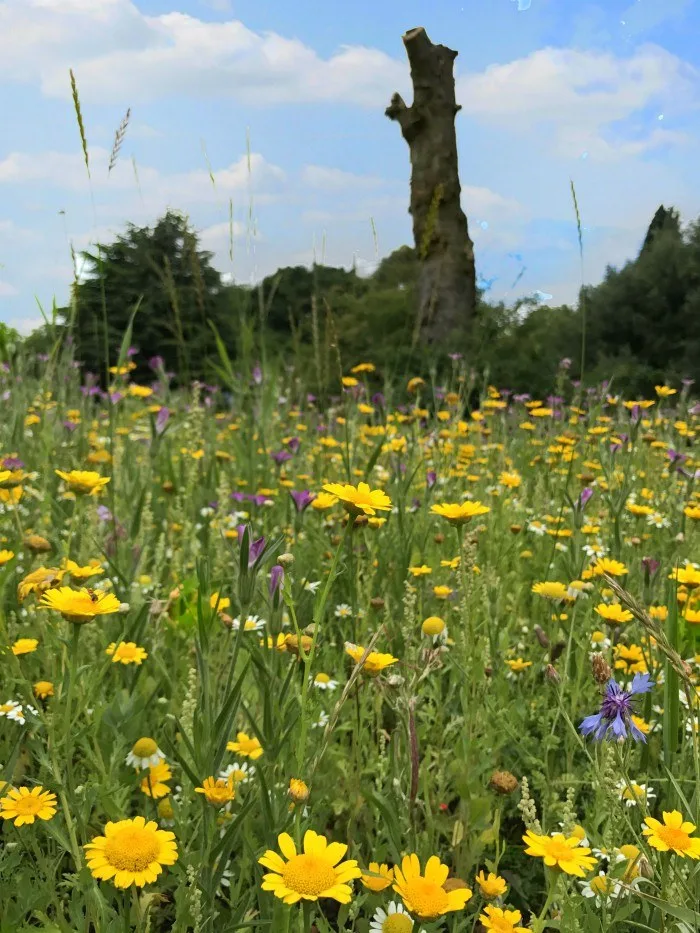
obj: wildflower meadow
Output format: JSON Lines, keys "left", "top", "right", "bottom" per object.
{"left": 1, "top": 345, "right": 700, "bottom": 933}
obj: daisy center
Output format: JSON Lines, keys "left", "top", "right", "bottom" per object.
{"left": 544, "top": 838, "right": 576, "bottom": 861}
{"left": 11, "top": 796, "right": 44, "bottom": 817}
{"left": 383, "top": 916, "right": 413, "bottom": 932}
{"left": 657, "top": 826, "right": 692, "bottom": 851}
{"left": 104, "top": 827, "right": 160, "bottom": 871}
{"left": 405, "top": 877, "right": 449, "bottom": 918}
{"left": 132, "top": 737, "right": 158, "bottom": 757}
{"left": 281, "top": 854, "right": 337, "bottom": 896}
{"left": 590, "top": 876, "right": 613, "bottom": 896}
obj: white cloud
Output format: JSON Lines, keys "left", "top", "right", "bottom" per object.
{"left": 0, "top": 280, "right": 19, "bottom": 297}
{"left": 13, "top": 315, "right": 44, "bottom": 335}
{"left": 457, "top": 44, "right": 698, "bottom": 158}
{"left": 301, "top": 165, "right": 387, "bottom": 191}
{"left": 0, "top": 0, "right": 406, "bottom": 106}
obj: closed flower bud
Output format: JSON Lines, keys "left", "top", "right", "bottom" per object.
{"left": 434, "top": 533, "right": 445, "bottom": 544}
{"left": 545, "top": 664, "right": 560, "bottom": 685}
{"left": 353, "top": 514, "right": 368, "bottom": 527}
{"left": 510, "top": 524, "right": 522, "bottom": 534}
{"left": 489, "top": 770, "right": 519, "bottom": 795}
{"left": 370, "top": 597, "right": 385, "bottom": 609}
{"left": 638, "top": 855, "right": 654, "bottom": 879}
{"left": 533, "top": 624, "right": 550, "bottom": 648}
{"left": 591, "top": 652, "right": 612, "bottom": 684}
{"left": 278, "top": 552, "right": 295, "bottom": 566}
{"left": 288, "top": 778, "right": 309, "bottom": 802}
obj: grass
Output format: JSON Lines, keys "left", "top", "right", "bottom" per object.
{"left": 0, "top": 356, "right": 699, "bottom": 932}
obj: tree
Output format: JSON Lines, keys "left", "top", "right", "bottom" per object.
{"left": 386, "top": 27, "right": 476, "bottom": 347}
{"left": 66, "top": 211, "right": 237, "bottom": 382}
{"left": 640, "top": 205, "right": 681, "bottom": 255}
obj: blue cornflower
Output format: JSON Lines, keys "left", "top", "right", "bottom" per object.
{"left": 579, "top": 674, "right": 654, "bottom": 742}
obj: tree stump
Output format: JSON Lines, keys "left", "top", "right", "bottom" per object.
{"left": 386, "top": 27, "right": 476, "bottom": 346}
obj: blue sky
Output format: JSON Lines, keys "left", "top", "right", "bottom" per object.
{"left": 0, "top": 0, "right": 698, "bottom": 333}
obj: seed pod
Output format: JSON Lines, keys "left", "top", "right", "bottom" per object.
{"left": 545, "top": 664, "right": 560, "bottom": 685}
{"left": 591, "top": 652, "right": 612, "bottom": 684}
{"left": 370, "top": 597, "right": 385, "bottom": 609}
{"left": 489, "top": 770, "right": 519, "bottom": 795}
{"left": 434, "top": 533, "right": 445, "bottom": 544}
{"left": 534, "top": 624, "right": 550, "bottom": 648}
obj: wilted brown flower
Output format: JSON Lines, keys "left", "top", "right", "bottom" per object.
{"left": 489, "top": 770, "right": 519, "bottom": 795}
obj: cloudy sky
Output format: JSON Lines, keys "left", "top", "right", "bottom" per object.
{"left": 0, "top": 0, "right": 698, "bottom": 334}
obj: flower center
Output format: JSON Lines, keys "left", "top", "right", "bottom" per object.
{"left": 383, "top": 916, "right": 413, "bottom": 933}
{"left": 545, "top": 838, "right": 576, "bottom": 861}
{"left": 405, "top": 877, "right": 449, "bottom": 919}
{"left": 657, "top": 825, "right": 692, "bottom": 852}
{"left": 315, "top": 673, "right": 330, "bottom": 684}
{"left": 133, "top": 737, "right": 158, "bottom": 758}
{"left": 13, "top": 796, "right": 44, "bottom": 816}
{"left": 104, "top": 827, "right": 160, "bottom": 871}
{"left": 281, "top": 854, "right": 337, "bottom": 896}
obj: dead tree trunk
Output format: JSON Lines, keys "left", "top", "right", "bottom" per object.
{"left": 386, "top": 26, "right": 476, "bottom": 345}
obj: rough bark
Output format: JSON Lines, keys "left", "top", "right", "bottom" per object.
{"left": 386, "top": 26, "right": 476, "bottom": 345}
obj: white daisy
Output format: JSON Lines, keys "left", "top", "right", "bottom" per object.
{"left": 125, "top": 738, "right": 166, "bottom": 770}
{"left": 590, "top": 631, "right": 612, "bottom": 651}
{"left": 335, "top": 603, "right": 353, "bottom": 619}
{"left": 370, "top": 901, "right": 415, "bottom": 932}
{"left": 616, "top": 779, "right": 655, "bottom": 808}
{"left": 231, "top": 614, "right": 266, "bottom": 632}
{"left": 313, "top": 673, "right": 338, "bottom": 691}
{"left": 527, "top": 520, "right": 547, "bottom": 536}
{"left": 219, "top": 761, "right": 254, "bottom": 784}
{"left": 0, "top": 700, "right": 25, "bottom": 724}
{"left": 579, "top": 872, "right": 620, "bottom": 904}
{"left": 304, "top": 580, "right": 321, "bottom": 594}
{"left": 312, "top": 711, "right": 329, "bottom": 729}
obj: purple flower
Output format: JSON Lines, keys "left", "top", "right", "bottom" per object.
{"left": 63, "top": 420, "right": 78, "bottom": 432}
{"left": 286, "top": 437, "right": 300, "bottom": 454}
{"left": 271, "top": 450, "right": 292, "bottom": 466}
{"left": 580, "top": 675, "right": 653, "bottom": 743}
{"left": 513, "top": 393, "right": 530, "bottom": 403}
{"left": 155, "top": 407, "right": 170, "bottom": 436}
{"left": 448, "top": 352, "right": 463, "bottom": 361}
{"left": 127, "top": 346, "right": 139, "bottom": 358}
{"left": 290, "top": 490, "right": 315, "bottom": 513}
{"left": 642, "top": 556, "right": 660, "bottom": 578}
{"left": 252, "top": 364, "right": 263, "bottom": 386}
{"left": 668, "top": 448, "right": 687, "bottom": 466}
{"left": 149, "top": 355, "right": 165, "bottom": 372}
{"left": 109, "top": 392, "right": 123, "bottom": 405}
{"left": 37, "top": 353, "right": 50, "bottom": 362}
{"left": 2, "top": 457, "right": 23, "bottom": 470}
{"left": 96, "top": 505, "right": 113, "bottom": 522}
{"left": 269, "top": 564, "right": 284, "bottom": 599}
{"left": 371, "top": 392, "right": 385, "bottom": 407}
{"left": 231, "top": 492, "right": 246, "bottom": 503}
{"left": 578, "top": 487, "right": 593, "bottom": 510}
{"left": 426, "top": 470, "right": 437, "bottom": 489}
{"left": 236, "top": 525, "right": 266, "bottom": 566}
{"left": 559, "top": 357, "right": 572, "bottom": 370}
{"left": 247, "top": 494, "right": 268, "bottom": 507}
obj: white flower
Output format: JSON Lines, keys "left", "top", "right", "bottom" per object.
{"left": 647, "top": 512, "right": 669, "bottom": 529}
{"left": 334, "top": 603, "right": 353, "bottom": 619}
{"left": 312, "top": 712, "right": 329, "bottom": 729}
{"left": 304, "top": 580, "right": 321, "bottom": 594}
{"left": 579, "top": 872, "right": 620, "bottom": 904}
{"left": 219, "top": 761, "right": 254, "bottom": 784}
{"left": 527, "top": 520, "right": 547, "bottom": 536}
{"left": 370, "top": 901, "right": 415, "bottom": 932}
{"left": 590, "top": 632, "right": 612, "bottom": 651}
{"left": 125, "top": 744, "right": 166, "bottom": 770}
{"left": 616, "top": 779, "right": 655, "bottom": 807}
{"left": 231, "top": 614, "right": 266, "bottom": 632}
{"left": 0, "top": 700, "right": 25, "bottom": 724}
{"left": 583, "top": 542, "right": 607, "bottom": 557}
{"left": 312, "top": 673, "right": 338, "bottom": 691}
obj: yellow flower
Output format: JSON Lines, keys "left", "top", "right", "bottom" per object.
{"left": 129, "top": 384, "right": 153, "bottom": 398}
{"left": 522, "top": 830, "right": 596, "bottom": 876}
{"left": 226, "top": 731, "right": 264, "bottom": 759}
{"left": 506, "top": 658, "right": 532, "bottom": 674}
{"left": 433, "top": 585, "right": 453, "bottom": 600}
{"left": 210, "top": 592, "right": 231, "bottom": 612}
{"left": 642, "top": 811, "right": 700, "bottom": 857}
{"left": 63, "top": 559, "right": 104, "bottom": 580}
{"left": 591, "top": 558, "right": 628, "bottom": 577}
{"left": 475, "top": 870, "right": 507, "bottom": 899}
{"left": 422, "top": 616, "right": 445, "bottom": 637}
{"left": 409, "top": 565, "right": 432, "bottom": 577}
{"left": 531, "top": 581, "right": 569, "bottom": 600}
{"left": 649, "top": 605, "right": 668, "bottom": 621}
{"left": 595, "top": 603, "right": 633, "bottom": 625}
{"left": 684, "top": 506, "right": 700, "bottom": 521}
{"left": 39, "top": 587, "right": 121, "bottom": 623}
{"left": 499, "top": 471, "right": 522, "bottom": 488}
{"left": 0, "top": 549, "right": 15, "bottom": 565}
{"left": 11, "top": 637, "right": 38, "bottom": 656}
{"left": 351, "top": 363, "right": 375, "bottom": 374}
{"left": 0, "top": 469, "right": 26, "bottom": 488}
{"left": 0, "top": 786, "right": 57, "bottom": 825}
{"left": 55, "top": 469, "right": 111, "bottom": 495}
{"left": 407, "top": 377, "right": 425, "bottom": 393}
{"left": 17, "top": 567, "right": 64, "bottom": 601}
{"left": 670, "top": 565, "right": 700, "bottom": 589}
{"left": 345, "top": 642, "right": 398, "bottom": 675}
{"left": 311, "top": 492, "right": 338, "bottom": 511}
{"left": 84, "top": 815, "right": 178, "bottom": 888}
{"left": 655, "top": 385, "right": 677, "bottom": 398}
{"left": 431, "top": 501, "right": 490, "bottom": 525}
{"left": 140, "top": 763, "right": 172, "bottom": 799}
{"left": 361, "top": 862, "right": 394, "bottom": 892}
{"left": 614, "top": 644, "right": 647, "bottom": 674}
{"left": 33, "top": 681, "right": 54, "bottom": 700}
{"left": 288, "top": 779, "right": 309, "bottom": 803}
{"left": 259, "top": 829, "right": 361, "bottom": 904}
{"left": 479, "top": 905, "right": 529, "bottom": 933}
{"left": 393, "top": 853, "right": 472, "bottom": 921}
{"left": 322, "top": 482, "right": 391, "bottom": 517}
{"left": 195, "top": 776, "right": 236, "bottom": 807}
